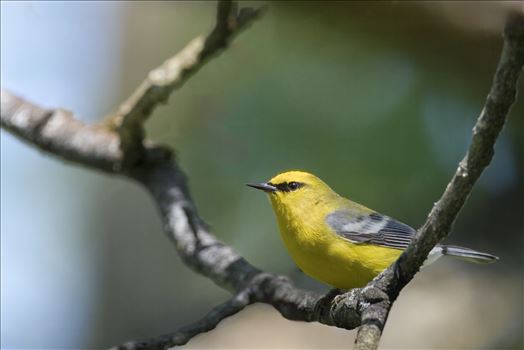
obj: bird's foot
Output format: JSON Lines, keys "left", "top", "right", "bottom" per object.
{"left": 314, "top": 288, "right": 345, "bottom": 317}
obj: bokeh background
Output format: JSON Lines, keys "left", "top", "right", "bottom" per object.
{"left": 1, "top": 1, "right": 523, "bottom": 349}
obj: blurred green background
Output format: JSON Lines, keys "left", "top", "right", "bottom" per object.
{"left": 1, "top": 1, "right": 523, "bottom": 349}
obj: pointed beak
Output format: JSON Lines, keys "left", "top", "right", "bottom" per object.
{"left": 246, "top": 182, "right": 277, "bottom": 193}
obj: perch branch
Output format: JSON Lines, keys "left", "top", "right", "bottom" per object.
{"left": 353, "top": 11, "right": 524, "bottom": 350}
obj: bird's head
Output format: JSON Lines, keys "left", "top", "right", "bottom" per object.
{"left": 247, "top": 171, "right": 338, "bottom": 218}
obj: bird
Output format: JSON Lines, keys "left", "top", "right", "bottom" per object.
{"left": 247, "top": 170, "right": 498, "bottom": 289}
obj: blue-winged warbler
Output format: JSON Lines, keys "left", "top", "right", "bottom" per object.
{"left": 247, "top": 171, "right": 497, "bottom": 289}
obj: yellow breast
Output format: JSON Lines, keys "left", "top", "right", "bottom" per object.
{"left": 272, "top": 196, "right": 402, "bottom": 289}
{"left": 278, "top": 220, "right": 401, "bottom": 289}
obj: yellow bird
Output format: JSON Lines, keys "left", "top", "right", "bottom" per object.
{"left": 247, "top": 171, "right": 498, "bottom": 289}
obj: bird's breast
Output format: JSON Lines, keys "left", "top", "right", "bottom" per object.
{"left": 275, "top": 212, "right": 402, "bottom": 288}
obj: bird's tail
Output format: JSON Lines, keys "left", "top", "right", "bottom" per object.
{"left": 440, "top": 245, "right": 498, "bottom": 264}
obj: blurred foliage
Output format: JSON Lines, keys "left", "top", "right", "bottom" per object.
{"left": 2, "top": 1, "right": 523, "bottom": 349}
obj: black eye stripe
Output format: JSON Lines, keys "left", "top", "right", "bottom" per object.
{"left": 268, "top": 181, "right": 305, "bottom": 192}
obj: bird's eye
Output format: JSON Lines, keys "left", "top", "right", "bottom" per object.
{"left": 288, "top": 182, "right": 299, "bottom": 191}
{"left": 274, "top": 181, "right": 303, "bottom": 192}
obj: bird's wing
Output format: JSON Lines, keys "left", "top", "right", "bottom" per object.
{"left": 325, "top": 209, "right": 415, "bottom": 250}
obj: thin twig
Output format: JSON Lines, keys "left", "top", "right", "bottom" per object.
{"left": 111, "top": 0, "right": 264, "bottom": 166}
{"left": 112, "top": 289, "right": 253, "bottom": 350}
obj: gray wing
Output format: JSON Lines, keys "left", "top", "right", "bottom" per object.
{"left": 325, "top": 209, "right": 415, "bottom": 250}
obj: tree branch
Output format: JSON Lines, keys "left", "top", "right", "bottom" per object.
{"left": 1, "top": 4, "right": 523, "bottom": 350}
{"left": 0, "top": 90, "right": 121, "bottom": 173}
{"left": 113, "top": 289, "right": 253, "bottom": 350}
{"left": 353, "top": 11, "right": 524, "bottom": 350}
{"left": 110, "top": 0, "right": 264, "bottom": 166}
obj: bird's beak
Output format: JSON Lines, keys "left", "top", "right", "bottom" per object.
{"left": 246, "top": 182, "right": 277, "bottom": 193}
